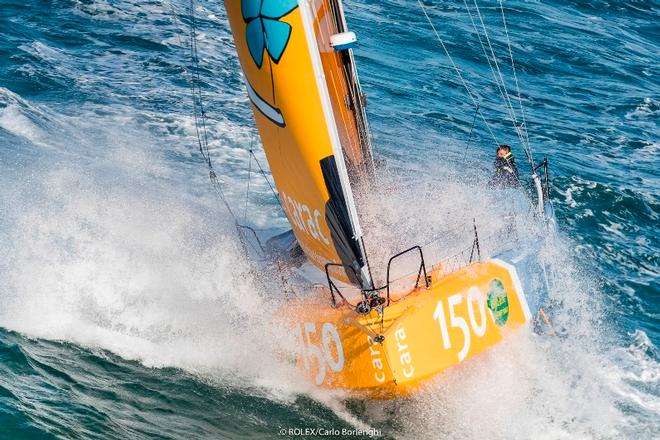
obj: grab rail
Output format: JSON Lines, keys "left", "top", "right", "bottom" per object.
{"left": 324, "top": 263, "right": 361, "bottom": 308}
{"left": 386, "top": 245, "right": 428, "bottom": 306}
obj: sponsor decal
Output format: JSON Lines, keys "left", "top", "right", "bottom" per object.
{"left": 487, "top": 278, "right": 509, "bottom": 326}
{"left": 242, "top": 0, "right": 298, "bottom": 67}
{"left": 241, "top": 0, "right": 297, "bottom": 126}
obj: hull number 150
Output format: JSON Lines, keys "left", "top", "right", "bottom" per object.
{"left": 433, "top": 287, "right": 489, "bottom": 362}
{"left": 296, "top": 322, "right": 344, "bottom": 385}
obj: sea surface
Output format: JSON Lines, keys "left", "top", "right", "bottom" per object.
{"left": 0, "top": 0, "right": 658, "bottom": 439}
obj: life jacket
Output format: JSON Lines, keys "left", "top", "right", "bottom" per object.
{"left": 493, "top": 152, "right": 520, "bottom": 188}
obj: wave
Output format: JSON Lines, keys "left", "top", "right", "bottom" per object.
{"left": 0, "top": 0, "right": 657, "bottom": 437}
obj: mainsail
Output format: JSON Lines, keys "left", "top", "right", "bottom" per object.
{"left": 312, "top": 0, "right": 375, "bottom": 185}
{"left": 223, "top": 0, "right": 373, "bottom": 287}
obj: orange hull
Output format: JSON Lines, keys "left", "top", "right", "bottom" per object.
{"left": 284, "top": 259, "right": 531, "bottom": 398}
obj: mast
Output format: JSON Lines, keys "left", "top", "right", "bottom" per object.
{"left": 223, "top": 0, "right": 373, "bottom": 288}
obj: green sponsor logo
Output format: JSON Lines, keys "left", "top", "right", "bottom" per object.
{"left": 487, "top": 278, "right": 509, "bottom": 326}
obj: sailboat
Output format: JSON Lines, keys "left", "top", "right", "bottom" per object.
{"left": 219, "top": 0, "right": 554, "bottom": 397}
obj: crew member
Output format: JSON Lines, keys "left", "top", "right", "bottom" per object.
{"left": 491, "top": 144, "right": 520, "bottom": 188}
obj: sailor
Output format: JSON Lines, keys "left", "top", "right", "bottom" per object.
{"left": 491, "top": 144, "right": 520, "bottom": 188}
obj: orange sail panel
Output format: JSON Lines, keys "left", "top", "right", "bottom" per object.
{"left": 223, "top": 0, "right": 371, "bottom": 287}
{"left": 312, "top": 0, "right": 375, "bottom": 184}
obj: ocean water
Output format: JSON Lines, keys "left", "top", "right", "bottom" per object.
{"left": 0, "top": 0, "right": 658, "bottom": 439}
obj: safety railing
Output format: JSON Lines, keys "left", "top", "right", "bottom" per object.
{"left": 385, "top": 246, "right": 428, "bottom": 306}
{"left": 323, "top": 223, "right": 486, "bottom": 313}
{"left": 324, "top": 263, "right": 361, "bottom": 308}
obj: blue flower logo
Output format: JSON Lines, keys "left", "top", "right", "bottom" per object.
{"left": 242, "top": 0, "right": 298, "bottom": 68}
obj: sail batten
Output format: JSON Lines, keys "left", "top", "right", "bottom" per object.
{"left": 223, "top": 0, "right": 371, "bottom": 287}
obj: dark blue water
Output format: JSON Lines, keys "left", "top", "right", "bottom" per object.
{"left": 0, "top": 1, "right": 658, "bottom": 438}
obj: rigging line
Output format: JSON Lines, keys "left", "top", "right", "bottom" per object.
{"left": 189, "top": 1, "right": 219, "bottom": 170}
{"left": 249, "top": 149, "right": 281, "bottom": 204}
{"left": 189, "top": 1, "right": 212, "bottom": 163}
{"left": 168, "top": 2, "right": 208, "bottom": 159}
{"left": 187, "top": 8, "right": 208, "bottom": 163}
{"left": 470, "top": 0, "right": 533, "bottom": 165}
{"left": 469, "top": 0, "right": 520, "bottom": 129}
{"left": 179, "top": 0, "right": 207, "bottom": 161}
{"left": 175, "top": 2, "right": 284, "bottom": 276}
{"left": 416, "top": 0, "right": 499, "bottom": 146}
{"left": 462, "top": 10, "right": 531, "bottom": 170}
{"left": 244, "top": 147, "right": 252, "bottom": 223}
{"left": 170, "top": 2, "right": 220, "bottom": 185}
{"left": 183, "top": 0, "right": 240, "bottom": 224}
{"left": 463, "top": 103, "right": 480, "bottom": 160}
{"left": 462, "top": 0, "right": 510, "bottom": 128}
{"left": 182, "top": 5, "right": 269, "bottom": 234}
{"left": 469, "top": 0, "right": 523, "bottom": 138}
{"left": 498, "top": 0, "right": 531, "bottom": 152}
{"left": 209, "top": 169, "right": 238, "bottom": 219}
{"left": 189, "top": 23, "right": 212, "bottom": 162}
